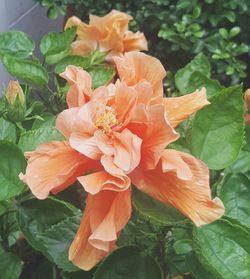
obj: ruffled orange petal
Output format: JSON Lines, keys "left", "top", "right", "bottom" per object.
{"left": 140, "top": 104, "right": 179, "bottom": 169}
{"left": 123, "top": 31, "right": 148, "bottom": 52}
{"left": 113, "top": 128, "right": 142, "bottom": 173}
{"left": 163, "top": 88, "right": 210, "bottom": 128}
{"left": 70, "top": 40, "right": 97, "bottom": 56}
{"left": 69, "top": 188, "right": 132, "bottom": 270}
{"left": 60, "top": 66, "right": 93, "bottom": 107}
{"left": 19, "top": 141, "right": 90, "bottom": 199}
{"left": 113, "top": 52, "right": 166, "bottom": 104}
{"left": 130, "top": 149, "right": 224, "bottom": 226}
{"left": 89, "top": 10, "right": 132, "bottom": 38}
{"left": 65, "top": 16, "right": 99, "bottom": 41}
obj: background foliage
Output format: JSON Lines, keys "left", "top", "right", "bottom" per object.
{"left": 36, "top": 0, "right": 250, "bottom": 86}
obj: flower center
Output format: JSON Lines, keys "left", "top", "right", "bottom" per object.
{"left": 95, "top": 109, "right": 118, "bottom": 134}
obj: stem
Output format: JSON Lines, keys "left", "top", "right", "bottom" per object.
{"left": 158, "top": 227, "right": 170, "bottom": 279}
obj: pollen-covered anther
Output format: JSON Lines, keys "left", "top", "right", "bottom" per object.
{"left": 95, "top": 109, "right": 118, "bottom": 134}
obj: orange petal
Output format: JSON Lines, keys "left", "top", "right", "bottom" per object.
{"left": 130, "top": 149, "right": 224, "bottom": 226}
{"left": 163, "top": 88, "right": 210, "bottom": 128}
{"left": 60, "top": 66, "right": 93, "bottom": 107}
{"left": 65, "top": 16, "right": 99, "bottom": 41}
{"left": 56, "top": 102, "right": 101, "bottom": 138}
{"left": 123, "top": 31, "right": 148, "bottom": 52}
{"left": 113, "top": 128, "right": 142, "bottom": 173}
{"left": 69, "top": 133, "right": 101, "bottom": 160}
{"left": 113, "top": 51, "right": 166, "bottom": 104}
{"left": 140, "top": 104, "right": 179, "bottom": 169}
{"left": 70, "top": 40, "right": 96, "bottom": 56}
{"left": 19, "top": 141, "right": 90, "bottom": 199}
{"left": 69, "top": 189, "right": 132, "bottom": 270}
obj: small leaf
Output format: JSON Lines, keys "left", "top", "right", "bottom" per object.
{"left": 55, "top": 55, "right": 91, "bottom": 74}
{"left": 0, "top": 141, "right": 26, "bottom": 200}
{"left": 0, "top": 31, "right": 34, "bottom": 58}
{"left": 132, "top": 188, "right": 186, "bottom": 226}
{"left": 219, "top": 28, "right": 229, "bottom": 39}
{"left": 173, "top": 239, "right": 193, "bottom": 255}
{"left": 186, "top": 71, "right": 224, "bottom": 98}
{"left": 229, "top": 27, "right": 241, "bottom": 38}
{"left": 217, "top": 173, "right": 250, "bottom": 229}
{"left": 191, "top": 85, "right": 244, "bottom": 170}
{"left": 40, "top": 27, "right": 76, "bottom": 65}
{"left": 0, "top": 252, "right": 22, "bottom": 279}
{"left": 93, "top": 246, "right": 163, "bottom": 279}
{"left": 0, "top": 118, "right": 16, "bottom": 142}
{"left": 2, "top": 55, "right": 48, "bottom": 85}
{"left": 175, "top": 53, "right": 210, "bottom": 94}
{"left": 88, "top": 65, "right": 115, "bottom": 89}
{"left": 193, "top": 219, "right": 250, "bottom": 279}
{"left": 18, "top": 126, "right": 64, "bottom": 152}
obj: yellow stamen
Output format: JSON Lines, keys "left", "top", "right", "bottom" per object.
{"left": 95, "top": 109, "right": 118, "bottom": 133}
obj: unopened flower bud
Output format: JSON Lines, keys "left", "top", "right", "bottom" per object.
{"left": 244, "top": 89, "right": 250, "bottom": 112}
{"left": 5, "top": 80, "right": 26, "bottom": 122}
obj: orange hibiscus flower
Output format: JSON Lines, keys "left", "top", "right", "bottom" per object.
{"left": 65, "top": 10, "right": 148, "bottom": 59}
{"left": 20, "top": 54, "right": 224, "bottom": 271}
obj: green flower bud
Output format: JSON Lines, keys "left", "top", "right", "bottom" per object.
{"left": 5, "top": 80, "right": 26, "bottom": 122}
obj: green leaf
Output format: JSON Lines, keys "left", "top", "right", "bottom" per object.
{"left": 227, "top": 148, "right": 250, "bottom": 174}
{"left": 219, "top": 28, "right": 229, "bottom": 39}
{"left": 0, "top": 118, "right": 16, "bottom": 142}
{"left": 38, "top": 214, "right": 81, "bottom": 272}
{"left": 175, "top": 53, "right": 210, "bottom": 94}
{"left": 186, "top": 71, "right": 224, "bottom": 98}
{"left": 173, "top": 239, "right": 193, "bottom": 255}
{"left": 61, "top": 270, "right": 93, "bottom": 279}
{"left": 40, "top": 27, "right": 76, "bottom": 64}
{"left": 0, "top": 252, "right": 22, "bottom": 279}
{"left": 0, "top": 31, "right": 34, "bottom": 58}
{"left": 132, "top": 188, "right": 186, "bottom": 226}
{"left": 193, "top": 219, "right": 250, "bottom": 279}
{"left": 185, "top": 252, "right": 214, "bottom": 279}
{"left": 88, "top": 65, "right": 115, "bottom": 89}
{"left": 217, "top": 173, "right": 250, "bottom": 229}
{"left": 32, "top": 113, "right": 56, "bottom": 129}
{"left": 191, "top": 85, "right": 244, "bottom": 170}
{"left": 2, "top": 55, "right": 48, "bottom": 85}
{"left": 55, "top": 55, "right": 91, "bottom": 74}
{"left": 18, "top": 126, "right": 64, "bottom": 152}
{"left": 93, "top": 246, "right": 163, "bottom": 279}
{"left": 17, "top": 197, "right": 78, "bottom": 257}
{"left": 229, "top": 27, "right": 241, "bottom": 38}
{"left": 0, "top": 141, "right": 26, "bottom": 200}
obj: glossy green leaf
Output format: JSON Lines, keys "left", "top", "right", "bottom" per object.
{"left": 132, "top": 189, "right": 186, "bottom": 226}
{"left": 17, "top": 197, "right": 78, "bottom": 257}
{"left": 55, "top": 55, "right": 91, "bottom": 74}
{"left": 40, "top": 27, "right": 76, "bottom": 64}
{"left": 227, "top": 148, "right": 250, "bottom": 174}
{"left": 0, "top": 141, "right": 26, "bottom": 200}
{"left": 217, "top": 173, "right": 250, "bottom": 229}
{"left": 0, "top": 31, "right": 34, "bottom": 58}
{"left": 18, "top": 126, "right": 63, "bottom": 152}
{"left": 93, "top": 246, "right": 163, "bottom": 279}
{"left": 2, "top": 55, "right": 48, "bottom": 85}
{"left": 175, "top": 53, "right": 210, "bottom": 94}
{"left": 38, "top": 214, "right": 81, "bottom": 272}
{"left": 191, "top": 85, "right": 244, "bottom": 170}
{"left": 0, "top": 118, "right": 16, "bottom": 142}
{"left": 186, "top": 71, "right": 223, "bottom": 98}
{"left": 88, "top": 65, "right": 115, "bottom": 89}
{"left": 193, "top": 219, "right": 250, "bottom": 279}
{"left": 0, "top": 252, "right": 22, "bottom": 279}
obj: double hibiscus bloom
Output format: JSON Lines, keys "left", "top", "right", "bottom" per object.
{"left": 20, "top": 10, "right": 224, "bottom": 272}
